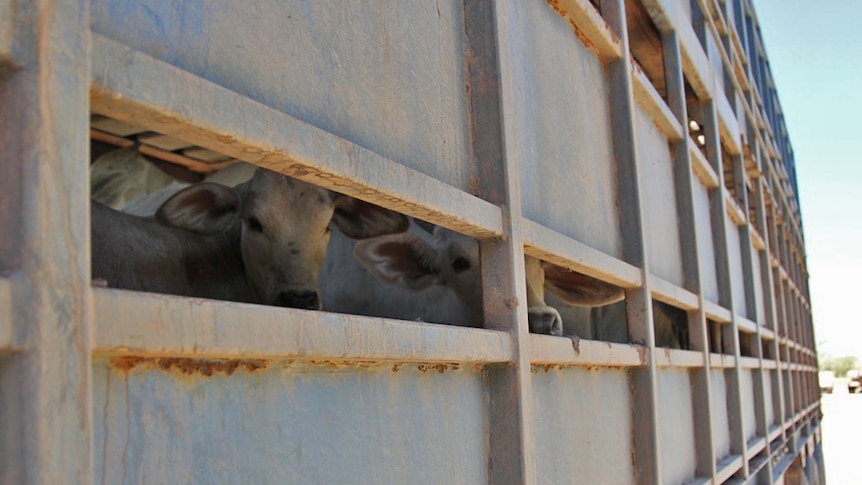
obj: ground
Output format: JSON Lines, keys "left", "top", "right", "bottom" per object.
{"left": 820, "top": 378, "right": 862, "bottom": 484}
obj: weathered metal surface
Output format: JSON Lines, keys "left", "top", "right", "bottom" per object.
{"left": 93, "top": 287, "right": 513, "bottom": 365}
{"left": 657, "top": 369, "right": 697, "bottom": 484}
{"left": 91, "top": 0, "right": 475, "bottom": 193}
{"left": 741, "top": 369, "right": 757, "bottom": 442}
{"left": 710, "top": 370, "right": 732, "bottom": 462}
{"left": 93, "top": 360, "right": 489, "bottom": 484}
{"left": 0, "top": 1, "right": 94, "bottom": 483}
{"left": 636, "top": 105, "right": 685, "bottom": 288}
{"left": 693, "top": 179, "right": 721, "bottom": 304}
{"left": 510, "top": 0, "right": 622, "bottom": 259}
{"left": 531, "top": 367, "right": 634, "bottom": 485}
{"left": 529, "top": 334, "right": 645, "bottom": 367}
{"left": 545, "top": 0, "right": 623, "bottom": 62}
{"left": 725, "top": 216, "right": 749, "bottom": 317}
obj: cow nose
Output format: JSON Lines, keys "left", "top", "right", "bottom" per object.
{"left": 275, "top": 290, "right": 320, "bottom": 310}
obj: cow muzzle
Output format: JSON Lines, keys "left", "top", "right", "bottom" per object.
{"left": 274, "top": 290, "right": 321, "bottom": 310}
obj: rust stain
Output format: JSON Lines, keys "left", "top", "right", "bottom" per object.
{"left": 110, "top": 356, "right": 147, "bottom": 373}
{"left": 109, "top": 356, "right": 268, "bottom": 376}
{"left": 468, "top": 176, "right": 482, "bottom": 198}
{"left": 505, "top": 297, "right": 519, "bottom": 309}
{"left": 417, "top": 363, "right": 460, "bottom": 373}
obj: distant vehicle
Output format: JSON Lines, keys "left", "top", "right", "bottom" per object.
{"left": 847, "top": 370, "right": 862, "bottom": 394}
{"left": 819, "top": 371, "right": 836, "bottom": 394}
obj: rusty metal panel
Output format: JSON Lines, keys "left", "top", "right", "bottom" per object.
{"left": 93, "top": 359, "right": 489, "bottom": 484}
{"left": 657, "top": 369, "right": 697, "bottom": 485}
{"left": 90, "top": 0, "right": 474, "bottom": 192}
{"left": 531, "top": 367, "right": 634, "bottom": 485}
{"left": 710, "top": 370, "right": 732, "bottom": 461}
{"left": 635, "top": 105, "right": 684, "bottom": 288}
{"left": 508, "top": 0, "right": 622, "bottom": 259}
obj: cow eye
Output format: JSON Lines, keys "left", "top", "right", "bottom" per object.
{"left": 246, "top": 216, "right": 264, "bottom": 233}
{"left": 451, "top": 256, "right": 471, "bottom": 273}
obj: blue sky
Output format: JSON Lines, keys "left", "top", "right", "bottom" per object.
{"left": 755, "top": 1, "right": 862, "bottom": 359}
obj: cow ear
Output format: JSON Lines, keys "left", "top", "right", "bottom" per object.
{"left": 353, "top": 233, "right": 440, "bottom": 291}
{"left": 331, "top": 195, "right": 409, "bottom": 239}
{"left": 156, "top": 182, "right": 240, "bottom": 235}
{"left": 542, "top": 262, "right": 625, "bottom": 307}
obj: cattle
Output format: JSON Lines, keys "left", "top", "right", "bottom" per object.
{"left": 550, "top": 294, "right": 688, "bottom": 348}
{"left": 90, "top": 147, "right": 179, "bottom": 210}
{"left": 321, "top": 223, "right": 625, "bottom": 336}
{"left": 92, "top": 168, "right": 408, "bottom": 309}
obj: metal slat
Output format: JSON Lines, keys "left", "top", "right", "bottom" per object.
{"left": 92, "top": 287, "right": 514, "bottom": 365}
{"left": 529, "top": 334, "right": 645, "bottom": 367}
{"left": 654, "top": 349, "right": 706, "bottom": 368}
{"left": 631, "top": 62, "right": 685, "bottom": 142}
{"left": 546, "top": 0, "right": 624, "bottom": 62}
{"left": 90, "top": 35, "right": 504, "bottom": 240}
{"left": 522, "top": 219, "right": 642, "bottom": 289}
{"left": 649, "top": 275, "right": 699, "bottom": 311}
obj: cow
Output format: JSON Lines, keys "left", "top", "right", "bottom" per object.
{"left": 90, "top": 146, "right": 181, "bottom": 210}
{"left": 321, "top": 222, "right": 625, "bottom": 336}
{"left": 92, "top": 167, "right": 408, "bottom": 309}
{"left": 549, "top": 293, "right": 688, "bottom": 349}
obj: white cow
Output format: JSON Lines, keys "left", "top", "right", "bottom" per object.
{"left": 90, "top": 147, "right": 179, "bottom": 210}
{"left": 92, "top": 168, "right": 407, "bottom": 309}
{"left": 321, "top": 223, "right": 625, "bottom": 336}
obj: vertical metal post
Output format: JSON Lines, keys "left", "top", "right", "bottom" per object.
{"left": 695, "top": 95, "right": 750, "bottom": 476}
{"left": 0, "top": 0, "right": 93, "bottom": 483}
{"left": 480, "top": 1, "right": 537, "bottom": 482}
{"left": 755, "top": 178, "right": 788, "bottom": 443}
{"left": 600, "top": 1, "right": 661, "bottom": 482}
{"left": 734, "top": 152, "right": 775, "bottom": 480}
{"left": 662, "top": 28, "right": 717, "bottom": 482}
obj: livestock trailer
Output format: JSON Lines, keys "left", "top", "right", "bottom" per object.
{"left": 0, "top": 0, "right": 822, "bottom": 483}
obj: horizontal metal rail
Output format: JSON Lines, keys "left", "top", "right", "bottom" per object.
{"left": 715, "top": 453, "right": 744, "bottom": 483}
{"left": 549, "top": 0, "right": 624, "bottom": 62}
{"left": 649, "top": 274, "right": 699, "bottom": 310}
{"left": 528, "top": 334, "right": 645, "bottom": 367}
{"left": 631, "top": 61, "right": 684, "bottom": 141}
{"left": 522, "top": 218, "right": 642, "bottom": 289}
{"left": 92, "top": 287, "right": 514, "bottom": 365}
{"left": 654, "top": 348, "right": 705, "bottom": 368}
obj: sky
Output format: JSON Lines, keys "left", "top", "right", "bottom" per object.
{"left": 754, "top": 1, "right": 862, "bottom": 360}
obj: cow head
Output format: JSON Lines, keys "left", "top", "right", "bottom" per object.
{"left": 353, "top": 223, "right": 624, "bottom": 336}
{"left": 155, "top": 168, "right": 407, "bottom": 310}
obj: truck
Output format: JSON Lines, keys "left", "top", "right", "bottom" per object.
{"left": 847, "top": 369, "right": 862, "bottom": 393}
{"left": 1, "top": 0, "right": 823, "bottom": 483}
